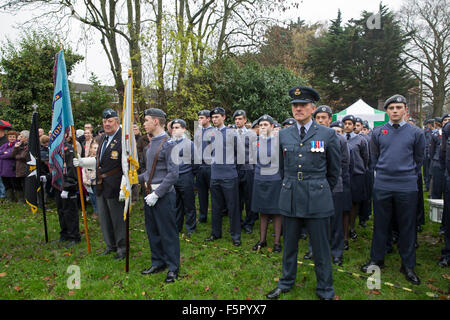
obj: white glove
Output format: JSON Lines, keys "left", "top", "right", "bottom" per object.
{"left": 119, "top": 175, "right": 126, "bottom": 202}
{"left": 61, "top": 191, "right": 69, "bottom": 199}
{"left": 73, "top": 156, "right": 96, "bottom": 169}
{"left": 145, "top": 192, "right": 159, "bottom": 207}
{"left": 40, "top": 176, "right": 47, "bottom": 183}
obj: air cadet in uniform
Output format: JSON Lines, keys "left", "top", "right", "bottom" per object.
{"left": 330, "top": 121, "right": 345, "bottom": 136}
{"left": 430, "top": 117, "right": 446, "bottom": 199}
{"left": 205, "top": 107, "right": 242, "bottom": 246}
{"left": 361, "top": 94, "right": 425, "bottom": 285}
{"left": 233, "top": 109, "right": 257, "bottom": 234}
{"left": 139, "top": 108, "right": 180, "bottom": 283}
{"left": 74, "top": 108, "right": 126, "bottom": 260}
{"left": 438, "top": 120, "right": 450, "bottom": 267}
{"left": 194, "top": 110, "right": 213, "bottom": 224}
{"left": 171, "top": 119, "right": 198, "bottom": 237}
{"left": 423, "top": 119, "right": 434, "bottom": 192}
{"left": 282, "top": 118, "right": 296, "bottom": 128}
{"left": 354, "top": 117, "right": 364, "bottom": 134}
{"left": 342, "top": 114, "right": 369, "bottom": 247}
{"left": 303, "top": 105, "right": 349, "bottom": 266}
{"left": 251, "top": 114, "right": 283, "bottom": 253}
{"left": 266, "top": 86, "right": 341, "bottom": 300}
{"left": 359, "top": 118, "right": 373, "bottom": 228}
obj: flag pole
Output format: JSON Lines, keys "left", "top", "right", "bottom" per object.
{"left": 70, "top": 127, "right": 91, "bottom": 253}
{"left": 125, "top": 199, "right": 130, "bottom": 272}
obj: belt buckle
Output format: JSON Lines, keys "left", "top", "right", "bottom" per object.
{"left": 297, "top": 172, "right": 303, "bottom": 181}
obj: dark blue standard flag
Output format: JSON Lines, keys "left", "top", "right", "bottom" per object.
{"left": 25, "top": 111, "right": 41, "bottom": 213}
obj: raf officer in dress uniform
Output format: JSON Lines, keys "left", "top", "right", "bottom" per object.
{"left": 74, "top": 108, "right": 126, "bottom": 260}
{"left": 361, "top": 94, "right": 425, "bottom": 285}
{"left": 266, "top": 86, "right": 341, "bottom": 300}
{"left": 139, "top": 108, "right": 180, "bottom": 283}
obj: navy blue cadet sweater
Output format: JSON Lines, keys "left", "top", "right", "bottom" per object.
{"left": 193, "top": 126, "right": 213, "bottom": 167}
{"left": 346, "top": 132, "right": 368, "bottom": 176}
{"left": 173, "top": 137, "right": 199, "bottom": 175}
{"left": 370, "top": 122, "right": 425, "bottom": 192}
{"left": 210, "top": 126, "right": 239, "bottom": 180}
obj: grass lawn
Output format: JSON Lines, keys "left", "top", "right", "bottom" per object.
{"left": 0, "top": 192, "right": 449, "bottom": 300}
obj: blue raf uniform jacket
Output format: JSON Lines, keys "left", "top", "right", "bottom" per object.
{"left": 278, "top": 121, "right": 341, "bottom": 218}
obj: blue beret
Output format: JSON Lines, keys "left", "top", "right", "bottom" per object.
{"left": 198, "top": 110, "right": 211, "bottom": 117}
{"left": 442, "top": 113, "right": 450, "bottom": 121}
{"left": 363, "top": 120, "right": 370, "bottom": 129}
{"left": 330, "top": 121, "right": 344, "bottom": 129}
{"left": 384, "top": 94, "right": 407, "bottom": 109}
{"left": 355, "top": 117, "right": 363, "bottom": 124}
{"left": 144, "top": 108, "right": 167, "bottom": 119}
{"left": 103, "top": 108, "right": 118, "bottom": 119}
{"left": 274, "top": 122, "right": 281, "bottom": 128}
{"left": 210, "top": 107, "right": 225, "bottom": 116}
{"left": 232, "top": 110, "right": 246, "bottom": 119}
{"left": 435, "top": 117, "right": 442, "bottom": 123}
{"left": 258, "top": 114, "right": 274, "bottom": 125}
{"left": 313, "top": 105, "right": 332, "bottom": 117}
{"left": 282, "top": 118, "right": 296, "bottom": 126}
{"left": 342, "top": 115, "right": 356, "bottom": 124}
{"left": 289, "top": 86, "right": 320, "bottom": 104}
{"left": 251, "top": 119, "right": 260, "bottom": 128}
{"left": 170, "top": 118, "right": 186, "bottom": 128}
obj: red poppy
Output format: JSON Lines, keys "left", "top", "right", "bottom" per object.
{"left": 382, "top": 130, "right": 388, "bottom": 135}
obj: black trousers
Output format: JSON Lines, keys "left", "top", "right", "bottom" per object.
{"left": 442, "top": 177, "right": 450, "bottom": 258}
{"left": 144, "top": 190, "right": 180, "bottom": 272}
{"left": 358, "top": 170, "right": 373, "bottom": 222}
{"left": 431, "top": 165, "right": 445, "bottom": 199}
{"left": 55, "top": 191, "right": 81, "bottom": 242}
{"left": 416, "top": 173, "right": 425, "bottom": 226}
{"left": 423, "top": 157, "right": 431, "bottom": 190}
{"left": 210, "top": 178, "right": 241, "bottom": 241}
{"left": 370, "top": 189, "right": 417, "bottom": 268}
{"left": 196, "top": 166, "right": 211, "bottom": 222}
{"left": 175, "top": 171, "right": 197, "bottom": 233}
{"left": 238, "top": 169, "right": 257, "bottom": 229}
{"left": 278, "top": 216, "right": 334, "bottom": 300}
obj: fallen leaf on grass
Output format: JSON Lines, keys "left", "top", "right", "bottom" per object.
{"left": 42, "top": 276, "right": 52, "bottom": 281}
{"left": 101, "top": 275, "right": 109, "bottom": 280}
{"left": 141, "top": 291, "right": 146, "bottom": 296}
{"left": 427, "top": 284, "right": 446, "bottom": 294}
{"left": 205, "top": 287, "right": 210, "bottom": 292}
{"left": 267, "top": 248, "right": 273, "bottom": 253}
{"left": 274, "top": 277, "right": 279, "bottom": 282}
{"left": 246, "top": 297, "right": 252, "bottom": 300}
{"left": 233, "top": 287, "right": 239, "bottom": 292}
{"left": 68, "top": 291, "right": 75, "bottom": 296}
{"left": 427, "top": 278, "right": 437, "bottom": 283}
{"left": 442, "top": 274, "right": 450, "bottom": 280}
{"left": 14, "top": 286, "right": 22, "bottom": 292}
{"left": 368, "top": 290, "right": 381, "bottom": 295}
{"left": 63, "top": 252, "right": 72, "bottom": 256}
{"left": 0, "top": 272, "right": 6, "bottom": 277}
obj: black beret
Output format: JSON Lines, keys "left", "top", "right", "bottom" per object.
{"left": 330, "top": 121, "right": 344, "bottom": 129}
{"left": 282, "top": 118, "right": 296, "bottom": 126}
{"left": 442, "top": 113, "right": 450, "bottom": 121}
{"left": 435, "top": 117, "right": 442, "bottom": 123}
{"left": 232, "top": 110, "right": 246, "bottom": 119}
{"left": 342, "top": 115, "right": 356, "bottom": 124}
{"left": 355, "top": 117, "right": 363, "bottom": 124}
{"left": 103, "top": 108, "right": 118, "bottom": 119}
{"left": 258, "top": 114, "right": 274, "bottom": 125}
{"left": 198, "top": 110, "right": 211, "bottom": 117}
{"left": 229, "top": 124, "right": 237, "bottom": 129}
{"left": 274, "top": 122, "right": 281, "bottom": 128}
{"left": 289, "top": 86, "right": 320, "bottom": 104}
{"left": 170, "top": 118, "right": 186, "bottom": 128}
{"left": 443, "top": 121, "right": 450, "bottom": 134}
{"left": 210, "top": 107, "right": 226, "bottom": 116}
{"left": 363, "top": 120, "right": 370, "bottom": 129}
{"left": 144, "top": 108, "right": 167, "bottom": 119}
{"left": 384, "top": 94, "right": 407, "bottom": 109}
{"left": 425, "top": 119, "right": 434, "bottom": 125}
{"left": 251, "top": 119, "right": 260, "bottom": 128}
{"left": 313, "top": 105, "right": 332, "bottom": 117}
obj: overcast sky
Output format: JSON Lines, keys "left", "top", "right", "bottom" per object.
{"left": 0, "top": 0, "right": 405, "bottom": 86}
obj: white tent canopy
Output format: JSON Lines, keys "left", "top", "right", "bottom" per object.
{"left": 333, "top": 99, "right": 388, "bottom": 129}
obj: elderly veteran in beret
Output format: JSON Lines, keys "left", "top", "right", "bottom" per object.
{"left": 74, "top": 108, "right": 126, "bottom": 260}
{"left": 266, "top": 86, "right": 341, "bottom": 300}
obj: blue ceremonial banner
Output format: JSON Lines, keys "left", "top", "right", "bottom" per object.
{"left": 49, "top": 50, "right": 74, "bottom": 191}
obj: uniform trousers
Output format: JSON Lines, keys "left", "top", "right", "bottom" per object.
{"left": 175, "top": 171, "right": 197, "bottom": 233}
{"left": 97, "top": 194, "right": 126, "bottom": 254}
{"left": 144, "top": 190, "right": 180, "bottom": 272}
{"left": 278, "top": 215, "right": 334, "bottom": 299}
{"left": 238, "top": 169, "right": 257, "bottom": 229}
{"left": 370, "top": 189, "right": 417, "bottom": 268}
{"left": 196, "top": 166, "right": 211, "bottom": 223}
{"left": 55, "top": 191, "right": 81, "bottom": 242}
{"left": 210, "top": 178, "right": 241, "bottom": 241}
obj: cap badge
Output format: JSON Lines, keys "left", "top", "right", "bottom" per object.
{"left": 295, "top": 88, "right": 301, "bottom": 96}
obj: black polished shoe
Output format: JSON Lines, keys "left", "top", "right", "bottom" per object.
{"left": 141, "top": 265, "right": 167, "bottom": 275}
{"left": 205, "top": 235, "right": 220, "bottom": 242}
{"left": 273, "top": 244, "right": 282, "bottom": 253}
{"left": 361, "top": 260, "right": 385, "bottom": 273}
{"left": 266, "top": 287, "right": 290, "bottom": 300}
{"left": 437, "top": 257, "right": 450, "bottom": 267}
{"left": 232, "top": 239, "right": 241, "bottom": 247}
{"left": 317, "top": 294, "right": 334, "bottom": 300}
{"left": 349, "top": 229, "right": 358, "bottom": 240}
{"left": 98, "top": 248, "right": 116, "bottom": 256}
{"left": 252, "top": 241, "right": 267, "bottom": 251}
{"left": 303, "top": 251, "right": 313, "bottom": 260}
{"left": 114, "top": 252, "right": 126, "bottom": 261}
{"left": 165, "top": 270, "right": 178, "bottom": 283}
{"left": 400, "top": 265, "right": 420, "bottom": 285}
{"left": 344, "top": 240, "right": 349, "bottom": 251}
{"left": 299, "top": 233, "right": 307, "bottom": 240}
{"left": 65, "top": 240, "right": 80, "bottom": 249}
{"left": 332, "top": 256, "right": 343, "bottom": 266}
{"left": 243, "top": 226, "right": 253, "bottom": 234}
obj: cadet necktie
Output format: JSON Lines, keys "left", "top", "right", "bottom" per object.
{"left": 393, "top": 124, "right": 400, "bottom": 129}
{"left": 100, "top": 136, "right": 109, "bottom": 159}
{"left": 346, "top": 133, "right": 351, "bottom": 140}
{"left": 300, "top": 126, "right": 306, "bottom": 140}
